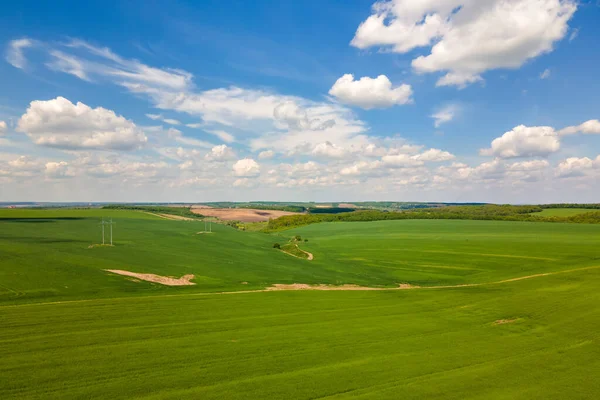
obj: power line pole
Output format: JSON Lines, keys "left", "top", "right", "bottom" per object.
{"left": 99, "top": 218, "right": 115, "bottom": 246}
{"left": 109, "top": 218, "right": 114, "bottom": 245}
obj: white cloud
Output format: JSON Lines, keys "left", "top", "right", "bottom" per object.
{"left": 233, "top": 158, "right": 260, "bottom": 177}
{"left": 258, "top": 150, "right": 275, "bottom": 160}
{"left": 273, "top": 101, "right": 335, "bottom": 131}
{"left": 159, "top": 127, "right": 213, "bottom": 148}
{"left": 382, "top": 153, "right": 424, "bottom": 168}
{"left": 206, "top": 130, "right": 235, "bottom": 143}
{"left": 431, "top": 104, "right": 458, "bottom": 127}
{"left": 413, "top": 148, "right": 455, "bottom": 162}
{"left": 145, "top": 113, "right": 180, "bottom": 125}
{"left": 0, "top": 121, "right": 7, "bottom": 134}
{"left": 481, "top": 125, "right": 560, "bottom": 158}
{"left": 555, "top": 157, "right": 595, "bottom": 178}
{"left": 45, "top": 161, "right": 70, "bottom": 178}
{"left": 540, "top": 68, "right": 551, "bottom": 79}
{"left": 507, "top": 159, "right": 550, "bottom": 171}
{"left": 569, "top": 28, "right": 579, "bottom": 41}
{"left": 340, "top": 160, "right": 384, "bottom": 177}
{"left": 558, "top": 120, "right": 600, "bottom": 136}
{"left": 233, "top": 178, "right": 256, "bottom": 188}
{"left": 311, "top": 142, "right": 347, "bottom": 159}
{"left": 352, "top": 0, "right": 577, "bottom": 87}
{"left": 328, "top": 74, "right": 412, "bottom": 109}
{"left": 10, "top": 38, "right": 369, "bottom": 158}
{"left": 16, "top": 97, "right": 147, "bottom": 150}
{"left": 6, "top": 38, "right": 34, "bottom": 69}
{"left": 46, "top": 50, "right": 90, "bottom": 81}
{"left": 205, "top": 145, "right": 237, "bottom": 162}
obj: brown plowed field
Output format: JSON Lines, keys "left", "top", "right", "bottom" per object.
{"left": 191, "top": 207, "right": 300, "bottom": 222}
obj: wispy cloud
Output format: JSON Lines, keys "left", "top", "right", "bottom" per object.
{"left": 540, "top": 69, "right": 551, "bottom": 80}
{"left": 431, "top": 104, "right": 459, "bottom": 128}
{"left": 5, "top": 38, "right": 34, "bottom": 69}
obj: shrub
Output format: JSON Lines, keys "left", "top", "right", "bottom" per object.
{"left": 273, "top": 243, "right": 281, "bottom": 249}
{"left": 294, "top": 235, "right": 302, "bottom": 241}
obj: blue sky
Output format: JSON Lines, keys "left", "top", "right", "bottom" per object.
{"left": 1, "top": 0, "right": 599, "bottom": 202}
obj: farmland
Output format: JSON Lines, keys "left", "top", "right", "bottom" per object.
{"left": 1, "top": 208, "right": 600, "bottom": 399}
{"left": 533, "top": 208, "right": 600, "bottom": 217}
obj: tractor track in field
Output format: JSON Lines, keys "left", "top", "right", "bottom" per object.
{"left": 2, "top": 265, "right": 599, "bottom": 309}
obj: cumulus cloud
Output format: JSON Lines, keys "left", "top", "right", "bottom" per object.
{"left": 9, "top": 37, "right": 369, "bottom": 157}
{"left": 507, "top": 159, "right": 550, "bottom": 171}
{"left": 5, "top": 38, "right": 34, "bottom": 69}
{"left": 558, "top": 120, "right": 600, "bottom": 136}
{"left": 555, "top": 157, "right": 595, "bottom": 178}
{"left": 205, "top": 145, "right": 237, "bottom": 162}
{"left": 328, "top": 74, "right": 412, "bottom": 109}
{"left": 311, "top": 142, "right": 347, "bottom": 159}
{"left": 382, "top": 153, "right": 424, "bottom": 168}
{"left": 340, "top": 160, "right": 384, "bottom": 177}
{"left": 273, "top": 101, "right": 335, "bottom": 131}
{"left": 480, "top": 125, "right": 560, "bottom": 158}
{"left": 352, "top": 0, "right": 577, "bottom": 87}
{"left": 16, "top": 97, "right": 147, "bottom": 150}
{"left": 45, "top": 161, "right": 70, "bottom": 178}
{"left": 0, "top": 121, "right": 7, "bottom": 134}
{"left": 413, "top": 148, "right": 455, "bottom": 162}
{"left": 258, "top": 150, "right": 275, "bottom": 160}
{"left": 232, "top": 158, "right": 260, "bottom": 177}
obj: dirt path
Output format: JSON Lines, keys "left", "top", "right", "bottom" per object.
{"left": 299, "top": 247, "right": 314, "bottom": 261}
{"left": 105, "top": 270, "right": 196, "bottom": 286}
{"left": 280, "top": 245, "right": 314, "bottom": 261}
{"left": 143, "top": 212, "right": 197, "bottom": 221}
{"left": 3, "top": 265, "right": 600, "bottom": 309}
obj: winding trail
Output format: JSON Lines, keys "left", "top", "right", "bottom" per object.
{"left": 2, "top": 265, "right": 599, "bottom": 309}
{"left": 280, "top": 244, "right": 314, "bottom": 261}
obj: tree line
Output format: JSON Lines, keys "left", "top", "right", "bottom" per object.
{"left": 266, "top": 205, "right": 600, "bottom": 231}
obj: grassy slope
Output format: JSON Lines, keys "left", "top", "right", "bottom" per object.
{"left": 2, "top": 209, "right": 600, "bottom": 398}
{"left": 286, "top": 219, "right": 600, "bottom": 286}
{"left": 2, "top": 210, "right": 600, "bottom": 303}
{"left": 534, "top": 208, "right": 599, "bottom": 217}
{"left": 1, "top": 268, "right": 599, "bottom": 399}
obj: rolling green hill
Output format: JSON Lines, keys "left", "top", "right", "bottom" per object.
{"left": 1, "top": 209, "right": 600, "bottom": 399}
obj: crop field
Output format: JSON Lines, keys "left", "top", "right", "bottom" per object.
{"left": 1, "top": 209, "right": 600, "bottom": 399}
{"left": 533, "top": 208, "right": 599, "bottom": 217}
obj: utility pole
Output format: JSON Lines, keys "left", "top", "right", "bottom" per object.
{"left": 110, "top": 218, "right": 114, "bottom": 245}
{"left": 100, "top": 218, "right": 115, "bottom": 246}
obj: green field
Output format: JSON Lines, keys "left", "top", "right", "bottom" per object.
{"left": 1, "top": 209, "right": 600, "bottom": 399}
{"left": 534, "top": 208, "right": 599, "bottom": 216}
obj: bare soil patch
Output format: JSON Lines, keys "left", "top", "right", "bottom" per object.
{"left": 495, "top": 319, "right": 518, "bottom": 325}
{"left": 105, "top": 270, "right": 196, "bottom": 286}
{"left": 338, "top": 203, "right": 358, "bottom": 208}
{"left": 191, "top": 208, "right": 300, "bottom": 222}
{"left": 266, "top": 283, "right": 418, "bottom": 291}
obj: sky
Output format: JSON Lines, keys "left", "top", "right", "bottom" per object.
{"left": 1, "top": 0, "right": 599, "bottom": 203}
